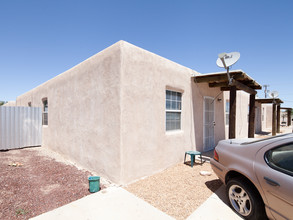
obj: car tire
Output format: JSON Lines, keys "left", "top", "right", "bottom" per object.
{"left": 226, "top": 177, "right": 267, "bottom": 220}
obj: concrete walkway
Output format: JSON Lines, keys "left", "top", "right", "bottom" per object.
{"left": 31, "top": 187, "right": 175, "bottom": 220}
{"left": 31, "top": 185, "right": 242, "bottom": 220}
{"left": 187, "top": 185, "right": 243, "bottom": 220}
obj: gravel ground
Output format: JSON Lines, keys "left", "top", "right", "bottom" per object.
{"left": 0, "top": 147, "right": 105, "bottom": 220}
{"left": 124, "top": 158, "right": 222, "bottom": 220}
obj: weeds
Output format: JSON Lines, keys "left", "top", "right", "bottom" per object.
{"left": 15, "top": 208, "right": 29, "bottom": 216}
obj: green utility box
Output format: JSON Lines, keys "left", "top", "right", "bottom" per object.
{"left": 88, "top": 176, "right": 100, "bottom": 193}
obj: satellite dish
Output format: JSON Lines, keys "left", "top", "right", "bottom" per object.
{"left": 216, "top": 52, "right": 240, "bottom": 69}
{"left": 269, "top": 91, "right": 279, "bottom": 98}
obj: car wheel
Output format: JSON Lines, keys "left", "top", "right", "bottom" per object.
{"left": 226, "top": 177, "right": 266, "bottom": 220}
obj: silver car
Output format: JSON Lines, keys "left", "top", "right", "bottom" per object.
{"left": 210, "top": 133, "right": 293, "bottom": 220}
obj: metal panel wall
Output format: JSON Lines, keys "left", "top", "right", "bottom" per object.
{"left": 0, "top": 106, "right": 42, "bottom": 150}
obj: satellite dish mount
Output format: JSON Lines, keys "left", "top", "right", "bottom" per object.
{"left": 269, "top": 91, "right": 279, "bottom": 104}
{"left": 216, "top": 52, "right": 240, "bottom": 85}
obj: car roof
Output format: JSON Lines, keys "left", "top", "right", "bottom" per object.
{"left": 241, "top": 133, "right": 293, "bottom": 145}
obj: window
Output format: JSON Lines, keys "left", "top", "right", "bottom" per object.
{"left": 265, "top": 143, "right": 293, "bottom": 177}
{"left": 225, "top": 100, "right": 229, "bottom": 126}
{"left": 28, "top": 102, "right": 31, "bottom": 107}
{"left": 42, "top": 98, "right": 48, "bottom": 126}
{"left": 166, "top": 90, "right": 181, "bottom": 131}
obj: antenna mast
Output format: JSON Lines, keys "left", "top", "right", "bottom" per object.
{"left": 263, "top": 85, "right": 270, "bottom": 98}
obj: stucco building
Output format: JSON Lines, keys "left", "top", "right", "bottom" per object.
{"left": 15, "top": 41, "right": 259, "bottom": 184}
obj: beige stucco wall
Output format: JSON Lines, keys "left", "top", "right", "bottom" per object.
{"left": 118, "top": 42, "right": 225, "bottom": 183}
{"left": 119, "top": 42, "right": 195, "bottom": 183}
{"left": 255, "top": 102, "right": 262, "bottom": 133}
{"left": 15, "top": 40, "right": 226, "bottom": 184}
{"left": 16, "top": 42, "right": 123, "bottom": 183}
{"left": 3, "top": 101, "right": 16, "bottom": 106}
{"left": 191, "top": 83, "right": 225, "bottom": 151}
{"left": 223, "top": 91, "right": 250, "bottom": 139}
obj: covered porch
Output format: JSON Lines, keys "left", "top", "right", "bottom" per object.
{"left": 194, "top": 70, "right": 262, "bottom": 139}
{"left": 256, "top": 98, "right": 284, "bottom": 136}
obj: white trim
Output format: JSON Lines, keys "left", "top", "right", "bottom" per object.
{"left": 165, "top": 89, "right": 182, "bottom": 131}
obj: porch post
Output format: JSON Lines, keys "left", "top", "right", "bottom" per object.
{"left": 288, "top": 109, "right": 292, "bottom": 126}
{"left": 229, "top": 86, "right": 237, "bottom": 139}
{"left": 272, "top": 103, "right": 276, "bottom": 136}
{"left": 248, "top": 94, "right": 255, "bottom": 138}
{"left": 277, "top": 105, "right": 280, "bottom": 133}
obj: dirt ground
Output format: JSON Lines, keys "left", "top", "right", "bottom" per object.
{"left": 125, "top": 158, "right": 222, "bottom": 220}
{"left": 0, "top": 147, "right": 103, "bottom": 220}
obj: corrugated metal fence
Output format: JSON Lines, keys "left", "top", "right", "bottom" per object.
{"left": 0, "top": 106, "right": 42, "bottom": 150}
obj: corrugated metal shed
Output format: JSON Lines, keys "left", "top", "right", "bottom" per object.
{"left": 0, "top": 106, "right": 42, "bottom": 150}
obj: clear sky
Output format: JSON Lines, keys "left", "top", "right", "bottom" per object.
{"left": 1, "top": 1, "right": 292, "bottom": 107}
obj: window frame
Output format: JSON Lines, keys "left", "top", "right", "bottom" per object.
{"left": 264, "top": 142, "right": 293, "bottom": 177}
{"left": 42, "top": 98, "right": 48, "bottom": 126}
{"left": 165, "top": 90, "right": 182, "bottom": 131}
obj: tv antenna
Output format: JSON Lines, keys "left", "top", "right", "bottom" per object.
{"left": 263, "top": 84, "right": 270, "bottom": 98}
{"left": 216, "top": 52, "right": 240, "bottom": 85}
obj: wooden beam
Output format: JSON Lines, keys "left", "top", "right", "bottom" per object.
{"left": 209, "top": 82, "right": 229, "bottom": 88}
{"left": 230, "top": 79, "right": 257, "bottom": 95}
{"left": 194, "top": 72, "right": 244, "bottom": 83}
{"left": 229, "top": 86, "right": 237, "bottom": 139}
{"left": 272, "top": 103, "right": 277, "bottom": 136}
{"left": 248, "top": 94, "right": 256, "bottom": 138}
{"left": 220, "top": 87, "right": 240, "bottom": 91}
{"left": 277, "top": 105, "right": 280, "bottom": 133}
{"left": 194, "top": 75, "right": 228, "bottom": 83}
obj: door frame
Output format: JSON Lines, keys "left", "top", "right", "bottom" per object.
{"left": 203, "top": 96, "right": 215, "bottom": 152}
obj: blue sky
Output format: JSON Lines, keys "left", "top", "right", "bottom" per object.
{"left": 1, "top": 1, "right": 293, "bottom": 107}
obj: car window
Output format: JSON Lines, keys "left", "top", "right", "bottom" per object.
{"left": 265, "top": 143, "right": 293, "bottom": 177}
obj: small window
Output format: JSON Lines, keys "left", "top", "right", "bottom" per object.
{"left": 265, "top": 143, "right": 293, "bottom": 177}
{"left": 42, "top": 98, "right": 48, "bottom": 126}
{"left": 225, "top": 100, "right": 229, "bottom": 126}
{"left": 28, "top": 102, "right": 31, "bottom": 107}
{"left": 166, "top": 90, "right": 182, "bottom": 131}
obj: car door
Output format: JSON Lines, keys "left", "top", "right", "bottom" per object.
{"left": 254, "top": 139, "right": 293, "bottom": 220}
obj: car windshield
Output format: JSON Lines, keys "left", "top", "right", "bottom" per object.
{"left": 241, "top": 133, "right": 292, "bottom": 145}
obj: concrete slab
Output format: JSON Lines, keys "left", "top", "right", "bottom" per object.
{"left": 30, "top": 187, "right": 175, "bottom": 220}
{"left": 187, "top": 185, "right": 243, "bottom": 220}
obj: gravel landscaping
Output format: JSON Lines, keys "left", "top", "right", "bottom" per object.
{"left": 124, "top": 156, "right": 222, "bottom": 220}
{"left": 0, "top": 147, "right": 105, "bottom": 220}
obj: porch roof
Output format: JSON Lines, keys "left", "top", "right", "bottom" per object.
{"left": 280, "top": 107, "right": 292, "bottom": 110}
{"left": 193, "top": 69, "right": 262, "bottom": 94}
{"left": 256, "top": 98, "right": 284, "bottom": 104}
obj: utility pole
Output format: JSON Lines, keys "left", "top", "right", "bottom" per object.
{"left": 263, "top": 85, "right": 269, "bottom": 98}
